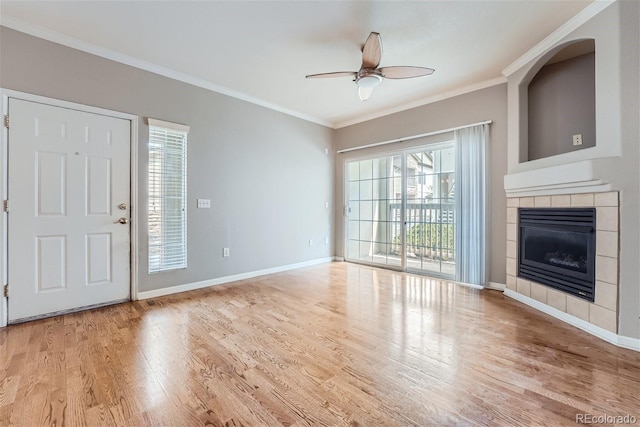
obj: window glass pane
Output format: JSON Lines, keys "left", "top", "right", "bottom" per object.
{"left": 148, "top": 123, "right": 188, "bottom": 273}
{"left": 359, "top": 180, "right": 373, "bottom": 201}
{"left": 348, "top": 161, "right": 360, "bottom": 181}
{"left": 348, "top": 181, "right": 360, "bottom": 201}
{"left": 372, "top": 157, "right": 387, "bottom": 179}
{"left": 359, "top": 160, "right": 373, "bottom": 180}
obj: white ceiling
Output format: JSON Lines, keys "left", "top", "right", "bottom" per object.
{"left": 0, "top": 1, "right": 593, "bottom": 128}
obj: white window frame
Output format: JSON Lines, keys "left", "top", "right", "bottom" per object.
{"left": 147, "top": 118, "right": 189, "bottom": 273}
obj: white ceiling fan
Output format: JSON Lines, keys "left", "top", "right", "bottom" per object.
{"left": 306, "top": 32, "right": 435, "bottom": 101}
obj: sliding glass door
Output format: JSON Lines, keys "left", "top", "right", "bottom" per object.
{"left": 346, "top": 155, "right": 403, "bottom": 267}
{"left": 404, "top": 146, "right": 456, "bottom": 276}
{"left": 345, "top": 144, "right": 456, "bottom": 278}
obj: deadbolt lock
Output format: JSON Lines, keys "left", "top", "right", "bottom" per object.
{"left": 118, "top": 203, "right": 128, "bottom": 210}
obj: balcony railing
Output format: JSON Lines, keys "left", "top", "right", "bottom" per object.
{"left": 389, "top": 201, "right": 455, "bottom": 262}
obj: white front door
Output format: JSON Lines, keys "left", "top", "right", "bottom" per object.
{"left": 7, "top": 98, "right": 131, "bottom": 322}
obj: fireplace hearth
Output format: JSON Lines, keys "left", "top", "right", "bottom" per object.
{"left": 518, "top": 208, "right": 596, "bottom": 301}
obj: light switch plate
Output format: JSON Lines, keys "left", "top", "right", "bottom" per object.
{"left": 197, "top": 198, "right": 211, "bottom": 208}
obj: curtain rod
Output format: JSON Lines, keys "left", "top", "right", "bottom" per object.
{"left": 336, "top": 120, "right": 492, "bottom": 154}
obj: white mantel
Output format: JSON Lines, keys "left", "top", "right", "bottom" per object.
{"left": 504, "top": 156, "right": 622, "bottom": 198}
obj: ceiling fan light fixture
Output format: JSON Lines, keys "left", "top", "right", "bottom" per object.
{"left": 356, "top": 74, "right": 383, "bottom": 88}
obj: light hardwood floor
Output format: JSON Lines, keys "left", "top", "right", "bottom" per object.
{"left": 1, "top": 262, "right": 639, "bottom": 426}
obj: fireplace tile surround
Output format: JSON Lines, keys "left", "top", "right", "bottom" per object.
{"left": 505, "top": 192, "right": 619, "bottom": 333}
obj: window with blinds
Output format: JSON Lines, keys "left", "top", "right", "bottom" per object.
{"left": 148, "top": 118, "right": 189, "bottom": 273}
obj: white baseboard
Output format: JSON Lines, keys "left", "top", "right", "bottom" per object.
{"left": 487, "top": 281, "right": 506, "bottom": 291}
{"left": 618, "top": 335, "right": 640, "bottom": 351}
{"left": 137, "top": 257, "right": 335, "bottom": 300}
{"left": 454, "top": 280, "right": 484, "bottom": 290}
{"left": 504, "top": 289, "right": 640, "bottom": 352}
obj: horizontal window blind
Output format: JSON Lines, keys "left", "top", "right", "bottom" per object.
{"left": 148, "top": 119, "right": 189, "bottom": 273}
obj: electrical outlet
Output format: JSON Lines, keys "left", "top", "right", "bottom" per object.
{"left": 572, "top": 134, "right": 583, "bottom": 146}
{"left": 309, "top": 239, "right": 313, "bottom": 246}
{"left": 324, "top": 148, "right": 329, "bottom": 155}
{"left": 325, "top": 236, "right": 329, "bottom": 245}
{"left": 223, "top": 247, "right": 230, "bottom": 257}
{"left": 325, "top": 201, "right": 329, "bottom": 209}
{"left": 197, "top": 198, "right": 211, "bottom": 208}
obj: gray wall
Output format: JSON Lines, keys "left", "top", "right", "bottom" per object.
{"left": 333, "top": 84, "right": 508, "bottom": 285}
{"left": 0, "top": 27, "right": 334, "bottom": 293}
{"left": 528, "top": 53, "right": 595, "bottom": 160}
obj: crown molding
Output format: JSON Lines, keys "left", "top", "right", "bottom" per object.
{"left": 0, "top": 16, "right": 333, "bottom": 128}
{"left": 334, "top": 76, "right": 507, "bottom": 129}
{"left": 502, "top": 0, "right": 615, "bottom": 77}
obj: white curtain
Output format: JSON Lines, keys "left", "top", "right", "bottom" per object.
{"left": 454, "top": 124, "right": 488, "bottom": 286}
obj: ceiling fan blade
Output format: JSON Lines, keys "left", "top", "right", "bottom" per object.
{"left": 378, "top": 66, "right": 435, "bottom": 79}
{"left": 361, "top": 32, "right": 382, "bottom": 69}
{"left": 358, "top": 86, "right": 374, "bottom": 101}
{"left": 306, "top": 71, "right": 357, "bottom": 79}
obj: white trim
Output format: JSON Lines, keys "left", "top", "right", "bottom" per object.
{"left": 129, "top": 116, "right": 139, "bottom": 301}
{"left": 147, "top": 118, "right": 190, "bottom": 133}
{"left": 0, "top": 88, "right": 139, "bottom": 327}
{"left": 501, "top": 0, "right": 615, "bottom": 77}
{"left": 0, "top": 95, "right": 8, "bottom": 327}
{"left": 137, "top": 257, "right": 334, "bottom": 300}
{"left": 0, "top": 89, "right": 138, "bottom": 121}
{"left": 0, "top": 17, "right": 507, "bottom": 130}
{"left": 337, "top": 120, "right": 492, "bottom": 154}
{"left": 618, "top": 335, "right": 640, "bottom": 352}
{"left": 0, "top": 17, "right": 333, "bottom": 129}
{"left": 487, "top": 282, "right": 506, "bottom": 291}
{"left": 504, "top": 289, "right": 640, "bottom": 352}
{"left": 453, "top": 280, "right": 484, "bottom": 290}
{"left": 333, "top": 256, "right": 345, "bottom": 262}
{"left": 335, "top": 77, "right": 506, "bottom": 129}
{"left": 504, "top": 159, "right": 614, "bottom": 197}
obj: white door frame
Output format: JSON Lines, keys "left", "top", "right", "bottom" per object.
{"left": 0, "top": 89, "right": 139, "bottom": 327}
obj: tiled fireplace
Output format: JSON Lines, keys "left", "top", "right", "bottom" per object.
{"left": 501, "top": 1, "right": 638, "bottom": 348}
{"left": 506, "top": 192, "right": 618, "bottom": 333}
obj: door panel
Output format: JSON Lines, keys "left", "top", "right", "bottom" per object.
{"left": 36, "top": 152, "right": 66, "bottom": 216}
{"left": 404, "top": 147, "right": 456, "bottom": 277}
{"left": 345, "top": 155, "right": 403, "bottom": 267}
{"left": 36, "top": 235, "right": 66, "bottom": 291}
{"left": 8, "top": 98, "right": 131, "bottom": 322}
{"left": 86, "top": 156, "right": 112, "bottom": 215}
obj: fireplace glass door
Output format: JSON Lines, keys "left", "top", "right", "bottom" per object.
{"left": 518, "top": 208, "right": 595, "bottom": 301}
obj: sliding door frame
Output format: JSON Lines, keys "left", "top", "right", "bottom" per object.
{"left": 343, "top": 140, "right": 455, "bottom": 279}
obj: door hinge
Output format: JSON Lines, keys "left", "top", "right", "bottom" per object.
{"left": 3, "top": 285, "right": 7, "bottom": 298}
{"left": 3, "top": 200, "right": 7, "bottom": 213}
{"left": 3, "top": 115, "right": 8, "bottom": 128}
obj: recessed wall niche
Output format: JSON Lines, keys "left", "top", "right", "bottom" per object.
{"left": 527, "top": 39, "right": 595, "bottom": 161}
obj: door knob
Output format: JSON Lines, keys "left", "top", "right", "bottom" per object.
{"left": 115, "top": 217, "right": 129, "bottom": 224}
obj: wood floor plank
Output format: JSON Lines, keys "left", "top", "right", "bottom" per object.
{"left": 1, "top": 262, "right": 639, "bottom": 426}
